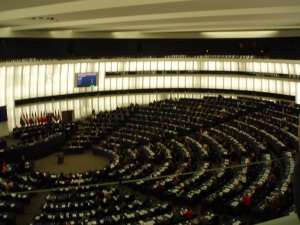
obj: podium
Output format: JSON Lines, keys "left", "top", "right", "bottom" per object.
{"left": 56, "top": 152, "right": 64, "bottom": 164}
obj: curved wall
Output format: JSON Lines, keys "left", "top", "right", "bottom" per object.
{"left": 1, "top": 58, "right": 300, "bottom": 132}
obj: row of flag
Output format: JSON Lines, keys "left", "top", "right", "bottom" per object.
{"left": 20, "top": 110, "right": 61, "bottom": 127}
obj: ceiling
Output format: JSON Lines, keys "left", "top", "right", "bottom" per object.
{"left": 0, "top": 0, "right": 300, "bottom": 39}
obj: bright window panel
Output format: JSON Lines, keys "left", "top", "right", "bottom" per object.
{"left": 92, "top": 98, "right": 99, "bottom": 114}
{"left": 116, "top": 96, "right": 123, "bottom": 107}
{"left": 269, "top": 79, "right": 276, "bottom": 93}
{"left": 0, "top": 67, "right": 6, "bottom": 105}
{"left": 74, "top": 63, "right": 81, "bottom": 74}
{"left": 111, "top": 62, "right": 118, "bottom": 72}
{"left": 149, "top": 94, "right": 157, "bottom": 103}
{"left": 201, "top": 76, "right": 209, "bottom": 88}
{"left": 98, "top": 98, "right": 104, "bottom": 112}
{"left": 104, "top": 97, "right": 111, "bottom": 111}
{"left": 193, "top": 61, "right": 200, "bottom": 70}
{"left": 208, "top": 61, "right": 216, "bottom": 71}
{"left": 253, "top": 62, "right": 261, "bottom": 73}
{"left": 86, "top": 98, "right": 93, "bottom": 116}
{"left": 52, "top": 64, "right": 61, "bottom": 95}
{"left": 231, "top": 77, "right": 239, "bottom": 90}
{"left": 224, "top": 77, "right": 232, "bottom": 90}
{"left": 86, "top": 63, "right": 94, "bottom": 72}
{"left": 105, "top": 62, "right": 112, "bottom": 72}
{"left": 128, "top": 95, "right": 136, "bottom": 105}
{"left": 81, "top": 63, "right": 87, "bottom": 72}
{"left": 122, "top": 95, "right": 129, "bottom": 107}
{"left": 296, "top": 83, "right": 300, "bottom": 104}
{"left": 290, "top": 82, "right": 296, "bottom": 96}
{"left": 208, "top": 76, "right": 216, "bottom": 88}
{"left": 117, "top": 77, "right": 123, "bottom": 90}
{"left": 150, "top": 76, "right": 157, "bottom": 89}
{"left": 165, "top": 61, "right": 171, "bottom": 71}
{"left": 260, "top": 63, "right": 268, "bottom": 73}
{"left": 282, "top": 63, "right": 288, "bottom": 74}
{"left": 282, "top": 81, "right": 290, "bottom": 95}
{"left": 178, "top": 76, "right": 185, "bottom": 88}
{"left": 238, "top": 62, "right": 246, "bottom": 72}
{"left": 254, "top": 78, "right": 262, "bottom": 92}
{"left": 29, "top": 65, "right": 38, "bottom": 98}
{"left": 14, "top": 66, "right": 22, "bottom": 100}
{"left": 150, "top": 61, "right": 157, "bottom": 71}
{"left": 128, "top": 77, "right": 136, "bottom": 89}
{"left": 193, "top": 76, "right": 201, "bottom": 88}
{"left": 142, "top": 94, "right": 150, "bottom": 105}
{"left": 179, "top": 61, "right": 186, "bottom": 70}
{"left": 137, "top": 61, "right": 143, "bottom": 72}
{"left": 239, "top": 77, "right": 246, "bottom": 90}
{"left": 186, "top": 61, "right": 193, "bottom": 70}
{"left": 157, "top": 61, "right": 164, "bottom": 71}
{"left": 68, "top": 64, "right": 75, "bottom": 93}
{"left": 200, "top": 61, "right": 208, "bottom": 70}
{"left": 164, "top": 76, "right": 171, "bottom": 88}
{"left": 135, "top": 94, "right": 143, "bottom": 105}
{"left": 216, "top": 61, "right": 224, "bottom": 71}
{"left": 22, "top": 65, "right": 31, "bottom": 99}
{"left": 129, "top": 62, "right": 137, "bottom": 71}
{"left": 245, "top": 62, "right": 253, "bottom": 72}
{"left": 117, "top": 62, "right": 124, "bottom": 72}
{"left": 275, "top": 63, "right": 282, "bottom": 74}
{"left": 60, "top": 64, "right": 68, "bottom": 95}
{"left": 224, "top": 61, "right": 231, "bottom": 71}
{"left": 268, "top": 63, "right": 275, "bottom": 73}
{"left": 171, "top": 61, "right": 179, "bottom": 71}
{"left": 215, "top": 76, "right": 224, "bottom": 89}
{"left": 261, "top": 79, "right": 269, "bottom": 92}
{"left": 231, "top": 61, "right": 239, "bottom": 72}
{"left": 110, "top": 77, "right": 117, "bottom": 90}
{"left": 98, "top": 63, "right": 106, "bottom": 91}
{"left": 246, "top": 78, "right": 254, "bottom": 91}
{"left": 185, "top": 76, "right": 193, "bottom": 88}
{"left": 136, "top": 77, "right": 143, "bottom": 89}
{"left": 171, "top": 76, "right": 179, "bottom": 88}
{"left": 144, "top": 61, "right": 150, "bottom": 71}
{"left": 143, "top": 76, "right": 150, "bottom": 89}
{"left": 110, "top": 96, "right": 117, "bottom": 110}
{"left": 276, "top": 80, "right": 282, "bottom": 94}
{"left": 295, "top": 64, "right": 300, "bottom": 75}
{"left": 104, "top": 78, "right": 111, "bottom": 91}
{"left": 157, "top": 76, "right": 165, "bottom": 88}
{"left": 124, "top": 62, "right": 130, "bottom": 71}
{"left": 288, "top": 64, "right": 295, "bottom": 75}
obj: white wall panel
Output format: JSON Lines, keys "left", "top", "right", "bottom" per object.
{"left": 295, "top": 64, "right": 300, "bottom": 75}
{"left": 6, "top": 66, "right": 14, "bottom": 130}
{"left": 67, "top": 64, "right": 75, "bottom": 93}
{"left": 245, "top": 62, "right": 253, "bottom": 72}
{"left": 116, "top": 96, "right": 123, "bottom": 107}
{"left": 117, "top": 62, "right": 124, "bottom": 72}
{"left": 260, "top": 63, "right": 268, "bottom": 73}
{"left": 105, "top": 62, "right": 112, "bottom": 72}
{"left": 238, "top": 62, "right": 245, "bottom": 71}
{"left": 124, "top": 62, "right": 130, "bottom": 72}
{"left": 216, "top": 61, "right": 224, "bottom": 71}
{"left": 276, "top": 80, "right": 282, "bottom": 94}
{"left": 194, "top": 61, "right": 200, "bottom": 70}
{"left": 253, "top": 62, "right": 261, "bottom": 73}
{"left": 0, "top": 67, "right": 6, "bottom": 105}
{"left": 200, "top": 61, "right": 208, "bottom": 70}
{"left": 282, "top": 63, "right": 288, "bottom": 74}
{"left": 185, "top": 76, "right": 193, "bottom": 88}
{"left": 290, "top": 82, "right": 296, "bottom": 96}
{"left": 142, "top": 94, "right": 149, "bottom": 105}
{"left": 110, "top": 96, "right": 117, "bottom": 111}
{"left": 268, "top": 63, "right": 275, "bottom": 73}
{"left": 122, "top": 95, "right": 129, "bottom": 107}
{"left": 137, "top": 61, "right": 143, "bottom": 72}
{"left": 110, "top": 77, "right": 117, "bottom": 90}
{"left": 135, "top": 95, "right": 143, "bottom": 105}
{"left": 275, "top": 63, "right": 282, "bottom": 74}
{"left": 60, "top": 64, "right": 68, "bottom": 95}
{"left": 288, "top": 64, "right": 295, "bottom": 75}
{"left": 117, "top": 77, "right": 123, "bottom": 90}
{"left": 179, "top": 61, "right": 186, "bottom": 70}
{"left": 98, "top": 63, "right": 105, "bottom": 91}
{"left": 296, "top": 83, "right": 300, "bottom": 104}
{"left": 128, "top": 95, "right": 136, "bottom": 105}
{"left": 129, "top": 62, "right": 137, "bottom": 71}
{"left": 208, "top": 61, "right": 215, "bottom": 71}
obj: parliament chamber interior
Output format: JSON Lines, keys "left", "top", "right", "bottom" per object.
{"left": 1, "top": 1, "right": 300, "bottom": 225}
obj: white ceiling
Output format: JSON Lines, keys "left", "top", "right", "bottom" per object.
{"left": 0, "top": 0, "right": 300, "bottom": 39}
